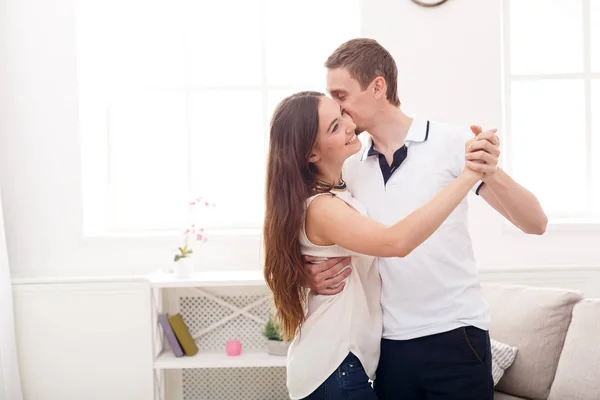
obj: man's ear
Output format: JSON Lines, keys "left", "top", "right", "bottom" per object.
{"left": 372, "top": 76, "right": 386, "bottom": 99}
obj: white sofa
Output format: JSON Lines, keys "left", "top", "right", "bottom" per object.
{"left": 482, "top": 283, "right": 600, "bottom": 400}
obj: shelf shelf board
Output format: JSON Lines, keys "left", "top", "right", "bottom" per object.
{"left": 148, "top": 270, "right": 266, "bottom": 288}
{"left": 154, "top": 348, "right": 287, "bottom": 369}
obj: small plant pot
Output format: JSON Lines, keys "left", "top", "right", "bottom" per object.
{"left": 174, "top": 258, "right": 193, "bottom": 279}
{"left": 266, "top": 340, "right": 290, "bottom": 356}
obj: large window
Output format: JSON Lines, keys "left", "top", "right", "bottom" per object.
{"left": 504, "top": 0, "right": 600, "bottom": 223}
{"left": 76, "top": 0, "right": 360, "bottom": 235}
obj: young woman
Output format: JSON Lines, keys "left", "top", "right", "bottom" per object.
{"left": 263, "top": 91, "right": 482, "bottom": 400}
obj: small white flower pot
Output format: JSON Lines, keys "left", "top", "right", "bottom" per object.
{"left": 266, "top": 340, "right": 290, "bottom": 356}
{"left": 174, "top": 257, "right": 193, "bottom": 279}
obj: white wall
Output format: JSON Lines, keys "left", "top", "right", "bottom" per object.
{"left": 12, "top": 280, "right": 153, "bottom": 400}
{"left": 1, "top": 0, "right": 87, "bottom": 278}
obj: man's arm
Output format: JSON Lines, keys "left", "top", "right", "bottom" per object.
{"left": 478, "top": 169, "right": 547, "bottom": 235}
{"left": 467, "top": 126, "right": 548, "bottom": 235}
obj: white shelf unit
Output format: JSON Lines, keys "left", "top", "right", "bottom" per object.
{"left": 148, "top": 270, "right": 289, "bottom": 400}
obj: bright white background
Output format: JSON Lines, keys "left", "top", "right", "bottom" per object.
{"left": 1, "top": 0, "right": 599, "bottom": 279}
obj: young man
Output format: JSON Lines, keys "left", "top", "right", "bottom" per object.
{"left": 304, "top": 38, "right": 547, "bottom": 400}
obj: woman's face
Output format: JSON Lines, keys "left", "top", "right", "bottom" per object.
{"left": 310, "top": 96, "right": 361, "bottom": 168}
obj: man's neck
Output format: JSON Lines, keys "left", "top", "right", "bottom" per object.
{"left": 368, "top": 105, "right": 413, "bottom": 155}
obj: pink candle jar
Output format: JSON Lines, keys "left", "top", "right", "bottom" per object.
{"left": 226, "top": 339, "right": 242, "bottom": 356}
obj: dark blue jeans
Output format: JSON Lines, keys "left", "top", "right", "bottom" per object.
{"left": 302, "top": 353, "right": 379, "bottom": 400}
{"left": 374, "top": 326, "right": 494, "bottom": 400}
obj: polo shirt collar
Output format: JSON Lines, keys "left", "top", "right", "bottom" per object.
{"left": 360, "top": 117, "right": 429, "bottom": 161}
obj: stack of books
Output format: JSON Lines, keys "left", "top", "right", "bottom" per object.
{"left": 158, "top": 313, "right": 198, "bottom": 357}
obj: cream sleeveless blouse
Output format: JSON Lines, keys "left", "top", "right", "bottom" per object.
{"left": 286, "top": 190, "right": 382, "bottom": 399}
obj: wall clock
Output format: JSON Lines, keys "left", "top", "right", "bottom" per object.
{"left": 410, "top": 0, "right": 450, "bottom": 7}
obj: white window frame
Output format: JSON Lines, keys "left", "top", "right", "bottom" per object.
{"left": 501, "top": 0, "right": 600, "bottom": 231}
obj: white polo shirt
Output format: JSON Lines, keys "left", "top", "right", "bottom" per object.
{"left": 342, "top": 117, "right": 490, "bottom": 340}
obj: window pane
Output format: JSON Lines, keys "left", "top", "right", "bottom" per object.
{"left": 102, "top": 0, "right": 186, "bottom": 88}
{"left": 188, "top": 1, "right": 262, "bottom": 87}
{"left": 109, "top": 91, "right": 189, "bottom": 230}
{"left": 264, "top": 0, "right": 361, "bottom": 86}
{"left": 510, "top": 80, "right": 586, "bottom": 216}
{"left": 509, "top": 0, "right": 583, "bottom": 74}
{"left": 190, "top": 91, "right": 265, "bottom": 228}
{"left": 592, "top": 80, "right": 600, "bottom": 217}
{"left": 592, "top": 0, "right": 600, "bottom": 72}
{"left": 77, "top": 0, "right": 363, "bottom": 234}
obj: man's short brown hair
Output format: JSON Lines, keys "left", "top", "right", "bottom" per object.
{"left": 325, "top": 38, "right": 400, "bottom": 107}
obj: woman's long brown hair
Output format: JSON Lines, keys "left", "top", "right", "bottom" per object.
{"left": 263, "top": 91, "right": 325, "bottom": 341}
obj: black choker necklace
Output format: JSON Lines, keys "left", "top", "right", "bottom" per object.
{"left": 316, "top": 179, "right": 347, "bottom": 191}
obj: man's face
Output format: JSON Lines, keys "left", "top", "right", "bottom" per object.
{"left": 326, "top": 67, "right": 375, "bottom": 134}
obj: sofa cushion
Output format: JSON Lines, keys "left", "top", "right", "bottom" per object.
{"left": 491, "top": 338, "right": 518, "bottom": 385}
{"left": 548, "top": 299, "right": 600, "bottom": 400}
{"left": 494, "top": 391, "right": 526, "bottom": 400}
{"left": 482, "top": 283, "right": 582, "bottom": 400}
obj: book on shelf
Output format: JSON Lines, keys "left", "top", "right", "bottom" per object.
{"left": 158, "top": 314, "right": 184, "bottom": 357}
{"left": 168, "top": 313, "right": 199, "bottom": 356}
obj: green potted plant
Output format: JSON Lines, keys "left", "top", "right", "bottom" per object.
{"left": 263, "top": 315, "right": 290, "bottom": 356}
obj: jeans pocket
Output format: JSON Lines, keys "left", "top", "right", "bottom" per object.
{"left": 462, "top": 327, "right": 487, "bottom": 364}
{"left": 341, "top": 363, "right": 373, "bottom": 394}
{"left": 345, "top": 360, "right": 367, "bottom": 377}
